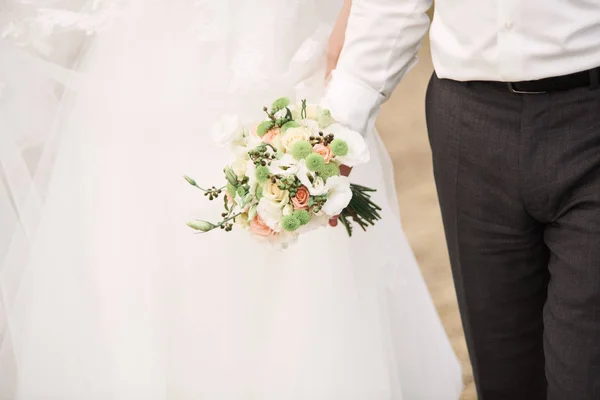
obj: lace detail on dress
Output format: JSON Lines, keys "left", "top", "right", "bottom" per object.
{"left": 1, "top": 0, "right": 123, "bottom": 55}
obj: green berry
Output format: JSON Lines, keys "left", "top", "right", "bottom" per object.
{"left": 271, "top": 97, "right": 291, "bottom": 113}
{"left": 281, "top": 120, "right": 300, "bottom": 133}
{"left": 293, "top": 210, "right": 311, "bottom": 225}
{"left": 255, "top": 165, "right": 270, "bottom": 183}
{"left": 282, "top": 215, "right": 301, "bottom": 231}
{"left": 305, "top": 153, "right": 325, "bottom": 171}
{"left": 330, "top": 139, "right": 348, "bottom": 156}
{"left": 319, "top": 162, "right": 340, "bottom": 180}
{"left": 290, "top": 140, "right": 313, "bottom": 160}
{"left": 257, "top": 121, "right": 275, "bottom": 137}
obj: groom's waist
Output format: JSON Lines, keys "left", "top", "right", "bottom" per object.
{"left": 481, "top": 66, "right": 600, "bottom": 94}
{"left": 439, "top": 66, "right": 600, "bottom": 95}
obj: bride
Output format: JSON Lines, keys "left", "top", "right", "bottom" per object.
{"left": 0, "top": 0, "right": 462, "bottom": 398}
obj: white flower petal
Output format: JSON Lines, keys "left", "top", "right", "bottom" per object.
{"left": 211, "top": 114, "right": 243, "bottom": 147}
{"left": 322, "top": 175, "right": 353, "bottom": 216}
{"left": 296, "top": 160, "right": 328, "bottom": 196}
{"left": 269, "top": 154, "right": 299, "bottom": 176}
{"left": 327, "top": 123, "right": 370, "bottom": 167}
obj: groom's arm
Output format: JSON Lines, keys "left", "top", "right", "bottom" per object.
{"left": 322, "top": 0, "right": 432, "bottom": 134}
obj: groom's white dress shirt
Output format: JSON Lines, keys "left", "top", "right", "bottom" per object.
{"left": 322, "top": 0, "right": 600, "bottom": 134}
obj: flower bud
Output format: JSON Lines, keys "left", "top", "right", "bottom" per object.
{"left": 187, "top": 220, "right": 217, "bottom": 232}
{"left": 224, "top": 166, "right": 238, "bottom": 186}
{"left": 183, "top": 175, "right": 197, "bottom": 186}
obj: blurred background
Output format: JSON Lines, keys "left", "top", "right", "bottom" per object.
{"left": 377, "top": 35, "right": 477, "bottom": 399}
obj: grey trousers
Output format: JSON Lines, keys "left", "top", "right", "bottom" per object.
{"left": 425, "top": 74, "right": 600, "bottom": 399}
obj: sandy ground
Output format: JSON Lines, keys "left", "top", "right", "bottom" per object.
{"left": 376, "top": 40, "right": 477, "bottom": 399}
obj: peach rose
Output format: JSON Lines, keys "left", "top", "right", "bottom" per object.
{"left": 262, "top": 128, "right": 281, "bottom": 144}
{"left": 250, "top": 215, "right": 276, "bottom": 237}
{"left": 313, "top": 143, "right": 333, "bottom": 163}
{"left": 292, "top": 186, "right": 310, "bottom": 210}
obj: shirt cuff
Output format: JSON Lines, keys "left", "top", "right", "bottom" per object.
{"left": 320, "top": 70, "right": 386, "bottom": 136}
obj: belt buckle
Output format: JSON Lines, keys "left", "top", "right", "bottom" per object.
{"left": 507, "top": 82, "right": 546, "bottom": 95}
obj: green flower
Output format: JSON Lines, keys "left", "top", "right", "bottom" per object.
{"left": 293, "top": 210, "right": 311, "bottom": 225}
{"left": 290, "top": 140, "right": 313, "bottom": 160}
{"left": 305, "top": 153, "right": 325, "bottom": 171}
{"left": 319, "top": 162, "right": 340, "bottom": 180}
{"left": 271, "top": 97, "right": 291, "bottom": 113}
{"left": 255, "top": 165, "right": 270, "bottom": 183}
{"left": 282, "top": 215, "right": 301, "bottom": 231}
{"left": 281, "top": 120, "right": 300, "bottom": 133}
{"left": 257, "top": 121, "right": 275, "bottom": 137}
{"left": 317, "top": 108, "right": 336, "bottom": 128}
{"left": 330, "top": 139, "right": 348, "bottom": 156}
{"left": 276, "top": 118, "right": 289, "bottom": 127}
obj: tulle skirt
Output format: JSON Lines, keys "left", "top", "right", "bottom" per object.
{"left": 0, "top": 1, "right": 462, "bottom": 398}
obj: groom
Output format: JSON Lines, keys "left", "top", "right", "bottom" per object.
{"left": 323, "top": 1, "right": 600, "bottom": 399}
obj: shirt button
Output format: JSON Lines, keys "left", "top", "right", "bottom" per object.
{"left": 504, "top": 21, "right": 514, "bottom": 30}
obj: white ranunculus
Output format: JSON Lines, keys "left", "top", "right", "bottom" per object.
{"left": 257, "top": 198, "right": 283, "bottom": 233}
{"left": 327, "top": 123, "right": 370, "bottom": 167}
{"left": 296, "top": 160, "right": 327, "bottom": 196}
{"left": 280, "top": 126, "right": 311, "bottom": 152}
{"left": 211, "top": 114, "right": 243, "bottom": 146}
{"left": 322, "top": 175, "right": 353, "bottom": 216}
{"left": 269, "top": 153, "right": 299, "bottom": 176}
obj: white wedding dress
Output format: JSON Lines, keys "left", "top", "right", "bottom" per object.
{"left": 0, "top": 1, "right": 463, "bottom": 399}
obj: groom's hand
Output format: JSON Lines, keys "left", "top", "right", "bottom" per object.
{"left": 328, "top": 164, "right": 352, "bottom": 227}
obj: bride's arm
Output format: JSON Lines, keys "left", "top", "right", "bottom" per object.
{"left": 326, "top": 0, "right": 352, "bottom": 79}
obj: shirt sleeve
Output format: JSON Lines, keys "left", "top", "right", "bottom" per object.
{"left": 321, "top": 0, "right": 432, "bottom": 134}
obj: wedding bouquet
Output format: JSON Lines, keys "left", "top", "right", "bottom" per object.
{"left": 185, "top": 97, "right": 381, "bottom": 248}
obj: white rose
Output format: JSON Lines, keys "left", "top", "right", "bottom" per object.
{"left": 305, "top": 104, "right": 318, "bottom": 120}
{"left": 211, "top": 115, "right": 243, "bottom": 146}
{"left": 327, "top": 123, "right": 370, "bottom": 167}
{"left": 262, "top": 180, "right": 290, "bottom": 208}
{"left": 232, "top": 158, "right": 248, "bottom": 178}
{"left": 269, "top": 133, "right": 285, "bottom": 153}
{"left": 282, "top": 203, "right": 294, "bottom": 216}
{"left": 321, "top": 175, "right": 353, "bottom": 216}
{"left": 280, "top": 126, "right": 311, "bottom": 152}
{"left": 257, "top": 198, "right": 283, "bottom": 233}
{"left": 269, "top": 154, "right": 299, "bottom": 176}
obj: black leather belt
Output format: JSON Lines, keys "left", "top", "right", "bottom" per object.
{"left": 507, "top": 67, "right": 600, "bottom": 94}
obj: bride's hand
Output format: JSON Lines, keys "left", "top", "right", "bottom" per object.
{"left": 328, "top": 164, "right": 352, "bottom": 227}
{"left": 325, "top": 0, "right": 352, "bottom": 80}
